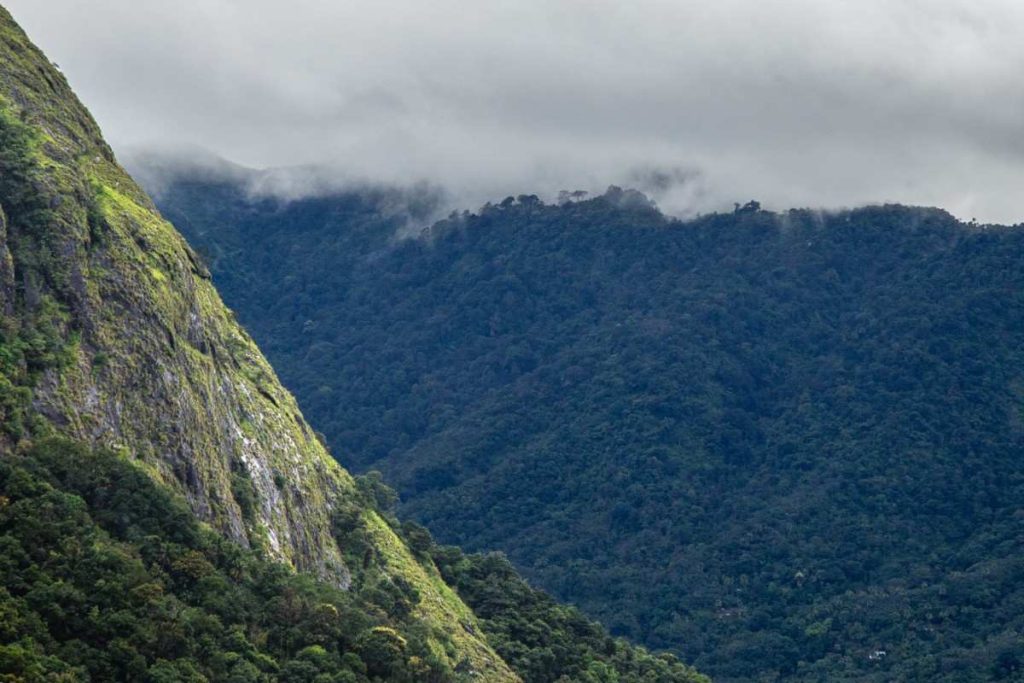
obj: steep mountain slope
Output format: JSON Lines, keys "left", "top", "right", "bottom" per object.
{"left": 0, "top": 9, "right": 708, "bottom": 682}
{"left": 1, "top": 437, "right": 496, "bottom": 681}
{"left": 1, "top": 437, "right": 707, "bottom": 682}
{"left": 0, "top": 8, "right": 516, "bottom": 680}
{"left": 151, "top": 171, "right": 1024, "bottom": 681}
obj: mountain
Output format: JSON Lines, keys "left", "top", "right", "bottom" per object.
{"left": 147, "top": 166, "right": 1024, "bottom": 681}
{"left": 0, "top": 8, "right": 706, "bottom": 682}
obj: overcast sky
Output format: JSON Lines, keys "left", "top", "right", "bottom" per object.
{"left": 7, "top": 0, "right": 1024, "bottom": 221}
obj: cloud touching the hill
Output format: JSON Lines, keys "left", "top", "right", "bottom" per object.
{"left": 7, "top": 0, "right": 1024, "bottom": 221}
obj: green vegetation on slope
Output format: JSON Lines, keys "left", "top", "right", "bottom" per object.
{"left": 0, "top": 437, "right": 705, "bottom": 683}
{"left": 154, "top": 177, "right": 1024, "bottom": 681}
{"left": 0, "top": 437, "right": 471, "bottom": 682}
{"left": 345, "top": 478, "right": 707, "bottom": 683}
{"left": 0, "top": 98, "right": 77, "bottom": 444}
{"left": 428, "top": 544, "right": 708, "bottom": 683}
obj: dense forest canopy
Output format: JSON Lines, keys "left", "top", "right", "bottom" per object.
{"left": 154, "top": 176, "right": 1024, "bottom": 681}
{"left": 1, "top": 438, "right": 705, "bottom": 682}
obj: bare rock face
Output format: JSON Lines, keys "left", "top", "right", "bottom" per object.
{"left": 0, "top": 7, "right": 518, "bottom": 680}
{"left": 0, "top": 204, "right": 15, "bottom": 315}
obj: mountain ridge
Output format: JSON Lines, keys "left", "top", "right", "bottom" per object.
{"left": 148, "top": 165, "right": 1024, "bottom": 681}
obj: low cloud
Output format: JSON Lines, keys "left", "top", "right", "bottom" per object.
{"left": 124, "top": 146, "right": 449, "bottom": 234}
{"left": 9, "top": 0, "right": 1024, "bottom": 222}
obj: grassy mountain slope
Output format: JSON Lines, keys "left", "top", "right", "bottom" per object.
{"left": 151, "top": 172, "right": 1024, "bottom": 681}
{"left": 0, "top": 8, "right": 515, "bottom": 679}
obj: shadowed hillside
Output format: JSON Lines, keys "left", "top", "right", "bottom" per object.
{"left": 152, "top": 172, "right": 1024, "bottom": 681}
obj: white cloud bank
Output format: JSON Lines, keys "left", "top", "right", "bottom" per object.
{"left": 7, "top": 0, "right": 1024, "bottom": 221}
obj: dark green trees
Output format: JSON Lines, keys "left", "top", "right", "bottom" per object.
{"left": 0, "top": 438, "right": 454, "bottom": 682}
{"left": 0, "top": 438, "right": 706, "bottom": 683}
{"left": 153, "top": 177, "right": 1024, "bottom": 681}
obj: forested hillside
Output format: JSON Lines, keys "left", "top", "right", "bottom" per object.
{"left": 153, "top": 173, "right": 1024, "bottom": 681}
{"left": 0, "top": 438, "right": 485, "bottom": 681}
{"left": 0, "top": 437, "right": 705, "bottom": 682}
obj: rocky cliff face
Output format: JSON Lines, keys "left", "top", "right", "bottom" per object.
{"left": 0, "top": 8, "right": 516, "bottom": 679}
